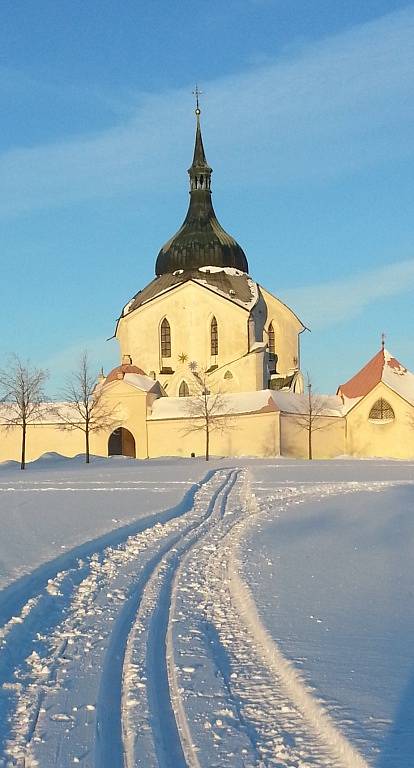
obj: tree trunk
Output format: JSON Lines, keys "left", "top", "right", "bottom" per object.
{"left": 307, "top": 382, "right": 313, "bottom": 460}
{"left": 85, "top": 427, "right": 90, "bottom": 464}
{"left": 205, "top": 423, "right": 209, "bottom": 461}
{"left": 21, "top": 422, "right": 26, "bottom": 470}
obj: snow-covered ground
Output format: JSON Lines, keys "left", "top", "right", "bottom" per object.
{"left": 0, "top": 454, "right": 210, "bottom": 589}
{"left": 241, "top": 463, "right": 414, "bottom": 768}
{"left": 0, "top": 454, "right": 412, "bottom": 767}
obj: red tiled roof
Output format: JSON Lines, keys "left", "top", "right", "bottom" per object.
{"left": 106, "top": 364, "right": 146, "bottom": 383}
{"left": 338, "top": 349, "right": 405, "bottom": 398}
{"left": 258, "top": 396, "right": 279, "bottom": 413}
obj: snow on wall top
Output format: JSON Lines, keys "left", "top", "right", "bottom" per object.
{"left": 271, "top": 390, "right": 345, "bottom": 417}
{"left": 149, "top": 389, "right": 278, "bottom": 420}
{"left": 0, "top": 402, "right": 79, "bottom": 424}
{"left": 149, "top": 389, "right": 346, "bottom": 421}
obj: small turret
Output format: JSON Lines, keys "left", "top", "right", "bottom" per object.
{"left": 188, "top": 97, "right": 212, "bottom": 192}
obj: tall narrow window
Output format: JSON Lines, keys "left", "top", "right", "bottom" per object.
{"left": 179, "top": 380, "right": 189, "bottom": 397}
{"left": 369, "top": 399, "right": 395, "bottom": 421}
{"left": 268, "top": 322, "right": 275, "bottom": 355}
{"left": 211, "top": 316, "right": 218, "bottom": 356}
{"left": 160, "top": 319, "right": 171, "bottom": 358}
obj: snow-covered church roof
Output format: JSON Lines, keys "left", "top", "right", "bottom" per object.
{"left": 119, "top": 267, "right": 259, "bottom": 322}
{"left": 104, "top": 364, "right": 164, "bottom": 395}
{"left": 338, "top": 348, "right": 414, "bottom": 406}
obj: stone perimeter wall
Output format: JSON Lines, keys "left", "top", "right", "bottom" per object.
{"left": 0, "top": 410, "right": 281, "bottom": 463}
{"left": 1, "top": 391, "right": 413, "bottom": 463}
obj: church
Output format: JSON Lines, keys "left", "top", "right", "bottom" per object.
{"left": 1, "top": 107, "right": 414, "bottom": 462}
{"left": 114, "top": 104, "right": 305, "bottom": 400}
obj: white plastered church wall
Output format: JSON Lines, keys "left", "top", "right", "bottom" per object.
{"left": 259, "top": 286, "right": 305, "bottom": 376}
{"left": 117, "top": 281, "right": 262, "bottom": 394}
{"left": 344, "top": 382, "right": 414, "bottom": 459}
{"left": 116, "top": 279, "right": 304, "bottom": 397}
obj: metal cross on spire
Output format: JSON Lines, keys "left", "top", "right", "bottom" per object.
{"left": 381, "top": 332, "right": 386, "bottom": 350}
{"left": 193, "top": 84, "right": 203, "bottom": 115}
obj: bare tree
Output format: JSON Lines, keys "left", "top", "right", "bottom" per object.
{"left": 292, "top": 374, "right": 332, "bottom": 460}
{"left": 0, "top": 356, "right": 49, "bottom": 470}
{"left": 182, "top": 366, "right": 234, "bottom": 461}
{"left": 55, "top": 351, "right": 119, "bottom": 463}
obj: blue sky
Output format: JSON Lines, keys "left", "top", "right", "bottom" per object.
{"left": 0, "top": 0, "right": 413, "bottom": 394}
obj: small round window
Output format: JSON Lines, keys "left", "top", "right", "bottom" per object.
{"left": 369, "top": 398, "right": 395, "bottom": 421}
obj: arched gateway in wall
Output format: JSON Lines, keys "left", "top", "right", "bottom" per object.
{"left": 108, "top": 428, "right": 136, "bottom": 458}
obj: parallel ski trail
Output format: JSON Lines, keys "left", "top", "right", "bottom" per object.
{"left": 0, "top": 477, "right": 203, "bottom": 633}
{"left": 165, "top": 469, "right": 239, "bottom": 768}
{"left": 121, "top": 469, "right": 238, "bottom": 768}
{"left": 95, "top": 530, "right": 187, "bottom": 768}
{"left": 167, "top": 472, "right": 391, "bottom": 768}
{"left": 0, "top": 466, "right": 395, "bottom": 768}
{"left": 0, "top": 474, "right": 213, "bottom": 767}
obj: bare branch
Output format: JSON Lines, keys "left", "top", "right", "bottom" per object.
{"left": 181, "top": 365, "right": 235, "bottom": 460}
{"left": 289, "top": 373, "right": 333, "bottom": 460}
{"left": 54, "top": 351, "right": 119, "bottom": 463}
{"left": 0, "top": 355, "right": 49, "bottom": 469}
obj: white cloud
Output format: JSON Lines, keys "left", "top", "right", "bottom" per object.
{"left": 0, "top": 7, "right": 413, "bottom": 216}
{"left": 283, "top": 258, "right": 414, "bottom": 330}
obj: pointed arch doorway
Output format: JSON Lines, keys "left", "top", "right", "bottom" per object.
{"left": 108, "top": 428, "right": 136, "bottom": 458}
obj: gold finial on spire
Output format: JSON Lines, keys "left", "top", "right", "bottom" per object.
{"left": 193, "top": 84, "right": 202, "bottom": 115}
{"left": 381, "top": 332, "right": 386, "bottom": 350}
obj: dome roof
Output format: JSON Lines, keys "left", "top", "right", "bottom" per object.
{"left": 106, "top": 363, "right": 146, "bottom": 383}
{"left": 155, "top": 200, "right": 248, "bottom": 276}
{"left": 155, "top": 110, "right": 248, "bottom": 276}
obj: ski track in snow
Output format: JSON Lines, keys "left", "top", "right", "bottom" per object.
{"left": 164, "top": 472, "right": 393, "bottom": 768}
{"left": 0, "top": 467, "right": 395, "bottom": 767}
{"left": 0, "top": 475, "right": 209, "bottom": 767}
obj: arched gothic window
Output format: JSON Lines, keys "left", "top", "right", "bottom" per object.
{"left": 268, "top": 322, "right": 275, "bottom": 355}
{"left": 160, "top": 318, "right": 171, "bottom": 358}
{"left": 369, "top": 399, "right": 395, "bottom": 421}
{"left": 211, "top": 316, "right": 218, "bottom": 356}
{"left": 179, "top": 380, "right": 190, "bottom": 397}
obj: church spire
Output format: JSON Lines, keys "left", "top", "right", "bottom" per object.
{"left": 188, "top": 87, "right": 212, "bottom": 191}
{"left": 154, "top": 94, "right": 248, "bottom": 276}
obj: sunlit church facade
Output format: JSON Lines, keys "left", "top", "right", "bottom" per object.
{"left": 1, "top": 109, "right": 414, "bottom": 462}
